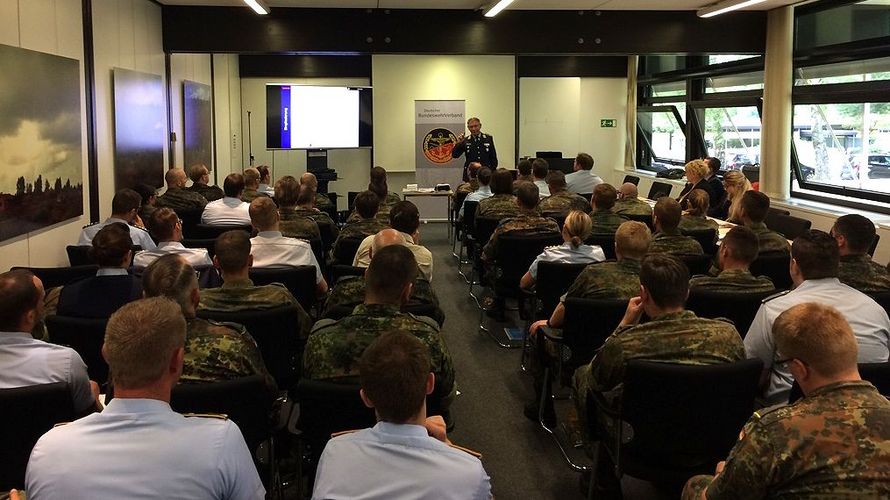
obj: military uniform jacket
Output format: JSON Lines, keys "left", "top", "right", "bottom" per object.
{"left": 346, "top": 192, "right": 402, "bottom": 223}
{"left": 539, "top": 191, "right": 591, "bottom": 217}
{"left": 182, "top": 317, "right": 276, "bottom": 394}
{"left": 678, "top": 214, "right": 719, "bottom": 233}
{"left": 198, "top": 279, "right": 312, "bottom": 341}
{"left": 649, "top": 230, "right": 704, "bottom": 256}
{"left": 315, "top": 192, "right": 335, "bottom": 211}
{"left": 304, "top": 303, "right": 456, "bottom": 406}
{"left": 157, "top": 187, "right": 208, "bottom": 211}
{"left": 277, "top": 207, "right": 321, "bottom": 241}
{"left": 240, "top": 188, "right": 268, "bottom": 203}
{"left": 188, "top": 183, "right": 224, "bottom": 202}
{"left": 323, "top": 275, "right": 444, "bottom": 326}
{"left": 477, "top": 193, "right": 520, "bottom": 220}
{"left": 838, "top": 254, "right": 890, "bottom": 293}
{"left": 590, "top": 209, "right": 628, "bottom": 235}
{"left": 451, "top": 133, "right": 498, "bottom": 180}
{"left": 291, "top": 206, "right": 340, "bottom": 241}
{"left": 683, "top": 381, "right": 890, "bottom": 500}
{"left": 457, "top": 179, "right": 480, "bottom": 195}
{"left": 689, "top": 268, "right": 775, "bottom": 293}
{"left": 482, "top": 213, "right": 560, "bottom": 261}
{"left": 563, "top": 259, "right": 642, "bottom": 302}
{"left": 613, "top": 198, "right": 653, "bottom": 217}
{"left": 748, "top": 222, "right": 791, "bottom": 254}
{"left": 333, "top": 218, "right": 390, "bottom": 259}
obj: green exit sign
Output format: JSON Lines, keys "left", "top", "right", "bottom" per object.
{"left": 600, "top": 119, "right": 617, "bottom": 128}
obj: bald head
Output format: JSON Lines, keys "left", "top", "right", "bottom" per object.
{"left": 619, "top": 182, "right": 639, "bottom": 199}
{"left": 165, "top": 168, "right": 188, "bottom": 189}
{"left": 300, "top": 173, "right": 318, "bottom": 190}
{"left": 371, "top": 228, "right": 404, "bottom": 256}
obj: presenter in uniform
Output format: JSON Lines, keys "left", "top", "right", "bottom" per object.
{"left": 452, "top": 117, "right": 498, "bottom": 181}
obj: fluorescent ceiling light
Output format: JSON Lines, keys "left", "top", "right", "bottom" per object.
{"left": 484, "top": 0, "right": 515, "bottom": 18}
{"left": 243, "top": 0, "right": 270, "bottom": 15}
{"left": 697, "top": 0, "right": 767, "bottom": 18}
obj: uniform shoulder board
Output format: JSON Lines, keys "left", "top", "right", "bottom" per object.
{"left": 311, "top": 317, "right": 339, "bottom": 333}
{"left": 448, "top": 442, "right": 482, "bottom": 459}
{"left": 132, "top": 224, "right": 150, "bottom": 233}
{"left": 81, "top": 222, "right": 100, "bottom": 229}
{"left": 330, "top": 429, "right": 361, "bottom": 438}
{"left": 712, "top": 316, "right": 735, "bottom": 326}
{"left": 762, "top": 290, "right": 790, "bottom": 304}
{"left": 52, "top": 421, "right": 72, "bottom": 428}
{"left": 407, "top": 312, "right": 440, "bottom": 330}
{"left": 206, "top": 318, "right": 246, "bottom": 331}
{"left": 183, "top": 412, "right": 229, "bottom": 420}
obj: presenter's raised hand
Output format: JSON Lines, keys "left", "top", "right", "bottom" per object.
{"left": 456, "top": 133, "right": 466, "bottom": 144}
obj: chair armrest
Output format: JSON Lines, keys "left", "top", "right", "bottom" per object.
{"left": 540, "top": 325, "right": 564, "bottom": 344}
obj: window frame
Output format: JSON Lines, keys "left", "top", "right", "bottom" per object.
{"left": 636, "top": 105, "right": 689, "bottom": 169}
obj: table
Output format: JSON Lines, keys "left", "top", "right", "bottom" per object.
{"left": 402, "top": 189, "right": 454, "bottom": 226}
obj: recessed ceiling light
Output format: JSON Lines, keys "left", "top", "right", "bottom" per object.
{"left": 484, "top": 0, "right": 515, "bottom": 18}
{"left": 697, "top": 0, "right": 768, "bottom": 18}
{"left": 243, "top": 0, "right": 270, "bottom": 15}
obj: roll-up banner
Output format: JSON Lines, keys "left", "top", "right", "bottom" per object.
{"left": 414, "top": 100, "right": 465, "bottom": 189}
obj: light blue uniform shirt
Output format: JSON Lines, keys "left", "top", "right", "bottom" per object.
{"left": 459, "top": 185, "right": 493, "bottom": 218}
{"left": 26, "top": 398, "right": 265, "bottom": 500}
{"left": 564, "top": 170, "right": 604, "bottom": 194}
{"left": 533, "top": 179, "right": 550, "bottom": 197}
{"left": 312, "top": 421, "right": 491, "bottom": 500}
{"left": 527, "top": 242, "right": 607, "bottom": 279}
{"left": 745, "top": 278, "right": 890, "bottom": 404}
{"left": 77, "top": 217, "right": 157, "bottom": 250}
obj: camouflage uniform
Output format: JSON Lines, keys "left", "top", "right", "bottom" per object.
{"left": 156, "top": 188, "right": 208, "bottom": 211}
{"left": 345, "top": 192, "right": 403, "bottom": 223}
{"left": 457, "top": 179, "right": 479, "bottom": 195}
{"left": 689, "top": 268, "right": 776, "bottom": 293}
{"left": 678, "top": 214, "right": 719, "bottom": 233}
{"left": 304, "top": 303, "right": 456, "bottom": 413}
{"left": 188, "top": 183, "right": 224, "bottom": 202}
{"left": 240, "top": 188, "right": 268, "bottom": 204}
{"left": 277, "top": 207, "right": 322, "bottom": 241}
{"left": 539, "top": 191, "right": 591, "bottom": 217}
{"left": 682, "top": 380, "right": 890, "bottom": 500}
{"left": 315, "top": 192, "right": 335, "bottom": 211}
{"left": 332, "top": 218, "right": 390, "bottom": 261}
{"left": 323, "top": 275, "right": 444, "bottom": 326}
{"left": 590, "top": 209, "right": 627, "bottom": 235}
{"left": 512, "top": 176, "right": 534, "bottom": 194}
{"left": 748, "top": 222, "right": 791, "bottom": 254}
{"left": 613, "top": 198, "right": 652, "bottom": 217}
{"left": 291, "top": 206, "right": 340, "bottom": 242}
{"left": 562, "top": 259, "right": 642, "bottom": 302}
{"left": 198, "top": 279, "right": 312, "bottom": 341}
{"left": 477, "top": 194, "right": 520, "bottom": 220}
{"left": 482, "top": 213, "right": 560, "bottom": 261}
{"left": 649, "top": 230, "right": 704, "bottom": 255}
{"left": 838, "top": 254, "right": 890, "bottom": 293}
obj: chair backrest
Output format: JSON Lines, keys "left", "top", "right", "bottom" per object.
{"left": 867, "top": 291, "right": 890, "bottom": 317}
{"left": 181, "top": 238, "right": 217, "bottom": 258}
{"left": 174, "top": 207, "right": 204, "bottom": 237}
{"left": 623, "top": 175, "right": 641, "bottom": 186}
{"left": 493, "top": 232, "right": 563, "bottom": 297}
{"left": 347, "top": 191, "right": 360, "bottom": 212}
{"left": 11, "top": 265, "right": 98, "bottom": 289}
{"left": 0, "top": 382, "right": 75, "bottom": 490}
{"left": 562, "top": 297, "right": 629, "bottom": 367}
{"left": 869, "top": 233, "right": 880, "bottom": 257}
{"left": 686, "top": 288, "right": 776, "bottom": 336}
{"left": 680, "top": 228, "right": 718, "bottom": 256}
{"left": 677, "top": 253, "right": 714, "bottom": 277}
{"left": 315, "top": 218, "right": 336, "bottom": 251}
{"left": 294, "top": 379, "right": 376, "bottom": 464}
{"left": 577, "top": 193, "right": 593, "bottom": 203}
{"left": 623, "top": 213, "right": 653, "bottom": 230}
{"left": 45, "top": 315, "right": 109, "bottom": 385}
{"left": 535, "top": 261, "right": 589, "bottom": 319}
{"left": 249, "top": 266, "right": 317, "bottom": 314}
{"left": 764, "top": 211, "right": 811, "bottom": 240}
{"left": 197, "top": 306, "right": 305, "bottom": 388}
{"left": 766, "top": 207, "right": 791, "bottom": 217}
{"left": 462, "top": 200, "right": 480, "bottom": 233}
{"left": 306, "top": 238, "right": 326, "bottom": 276}
{"left": 170, "top": 375, "right": 272, "bottom": 454}
{"left": 192, "top": 223, "right": 252, "bottom": 240}
{"left": 750, "top": 251, "right": 792, "bottom": 290}
{"left": 647, "top": 181, "right": 673, "bottom": 200}
{"left": 473, "top": 217, "right": 501, "bottom": 248}
{"left": 330, "top": 264, "right": 365, "bottom": 282}
{"left": 584, "top": 234, "right": 617, "bottom": 260}
{"left": 332, "top": 236, "right": 364, "bottom": 265}
{"left": 615, "top": 359, "right": 763, "bottom": 483}
{"left": 66, "top": 245, "right": 141, "bottom": 267}
{"left": 452, "top": 191, "right": 469, "bottom": 218}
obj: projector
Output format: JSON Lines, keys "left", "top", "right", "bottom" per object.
{"left": 435, "top": 183, "right": 451, "bottom": 192}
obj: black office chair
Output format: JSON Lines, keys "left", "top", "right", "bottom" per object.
{"left": 677, "top": 254, "right": 713, "bottom": 277}
{"left": 868, "top": 234, "right": 880, "bottom": 257}
{"left": 306, "top": 237, "right": 326, "bottom": 277}
{"left": 181, "top": 238, "right": 217, "bottom": 258}
{"left": 868, "top": 291, "right": 890, "bottom": 317}
{"left": 192, "top": 223, "right": 252, "bottom": 240}
{"left": 315, "top": 218, "right": 336, "bottom": 252}
{"left": 451, "top": 191, "right": 470, "bottom": 255}
{"left": 766, "top": 207, "right": 791, "bottom": 217}
{"left": 681, "top": 228, "right": 718, "bottom": 256}
{"left": 686, "top": 288, "right": 777, "bottom": 336}
{"left": 330, "top": 264, "right": 365, "bottom": 283}
{"left": 622, "top": 175, "right": 640, "bottom": 186}
{"left": 587, "top": 359, "right": 763, "bottom": 495}
{"left": 750, "top": 251, "right": 792, "bottom": 290}
{"left": 332, "top": 235, "right": 365, "bottom": 266}
{"left": 623, "top": 213, "right": 653, "bottom": 230}
{"left": 10, "top": 265, "right": 98, "bottom": 289}
{"left": 789, "top": 362, "right": 890, "bottom": 403}
{"left": 66, "top": 245, "right": 142, "bottom": 266}
{"left": 347, "top": 191, "right": 361, "bottom": 212}
{"left": 197, "top": 306, "right": 306, "bottom": 389}
{"left": 174, "top": 207, "right": 204, "bottom": 237}
{"left": 764, "top": 212, "right": 811, "bottom": 240}
{"left": 45, "top": 315, "right": 109, "bottom": 386}
{"left": 0, "top": 382, "right": 76, "bottom": 491}
{"left": 457, "top": 200, "right": 480, "bottom": 281}
{"left": 585, "top": 233, "right": 616, "bottom": 260}
{"left": 647, "top": 181, "right": 673, "bottom": 200}
{"left": 249, "top": 266, "right": 318, "bottom": 315}
{"left": 468, "top": 217, "right": 501, "bottom": 299}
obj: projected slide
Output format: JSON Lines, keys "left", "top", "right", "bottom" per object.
{"left": 266, "top": 85, "right": 372, "bottom": 149}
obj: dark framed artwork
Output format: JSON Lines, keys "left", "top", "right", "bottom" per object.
{"left": 183, "top": 80, "right": 213, "bottom": 170}
{"left": 113, "top": 67, "right": 165, "bottom": 190}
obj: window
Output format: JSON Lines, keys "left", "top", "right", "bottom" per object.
{"left": 706, "top": 72, "right": 764, "bottom": 94}
{"left": 637, "top": 106, "right": 686, "bottom": 170}
{"left": 652, "top": 81, "right": 685, "bottom": 98}
{"left": 708, "top": 54, "right": 758, "bottom": 65}
{"left": 796, "top": 1, "right": 890, "bottom": 51}
{"left": 698, "top": 106, "right": 762, "bottom": 171}
{"left": 795, "top": 57, "right": 890, "bottom": 86}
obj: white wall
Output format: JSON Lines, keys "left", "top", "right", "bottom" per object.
{"left": 212, "top": 53, "right": 242, "bottom": 183}
{"left": 169, "top": 53, "right": 212, "bottom": 171}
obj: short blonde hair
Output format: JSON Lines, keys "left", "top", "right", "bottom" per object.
{"left": 684, "top": 159, "right": 709, "bottom": 180}
{"left": 104, "top": 297, "right": 186, "bottom": 389}
{"left": 243, "top": 167, "right": 260, "bottom": 187}
{"left": 564, "top": 210, "right": 592, "bottom": 248}
{"left": 275, "top": 176, "right": 300, "bottom": 207}
{"left": 774, "top": 303, "right": 858, "bottom": 377}
{"left": 249, "top": 196, "right": 278, "bottom": 230}
{"left": 615, "top": 220, "right": 652, "bottom": 260}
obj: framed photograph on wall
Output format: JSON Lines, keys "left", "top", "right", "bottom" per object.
{"left": 113, "top": 67, "right": 165, "bottom": 190}
{"left": 183, "top": 80, "right": 213, "bottom": 171}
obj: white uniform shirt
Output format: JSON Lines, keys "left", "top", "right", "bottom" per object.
{"left": 26, "top": 398, "right": 265, "bottom": 500}
{"left": 250, "top": 231, "right": 323, "bottom": 283}
{"left": 533, "top": 179, "right": 551, "bottom": 197}
{"left": 77, "top": 217, "right": 157, "bottom": 250}
{"left": 258, "top": 183, "right": 275, "bottom": 196}
{"left": 312, "top": 421, "right": 491, "bottom": 500}
{"left": 527, "top": 242, "right": 606, "bottom": 279}
{"left": 0, "top": 331, "right": 95, "bottom": 414}
{"left": 459, "top": 185, "right": 493, "bottom": 218}
{"left": 201, "top": 197, "right": 251, "bottom": 226}
{"left": 133, "top": 241, "right": 213, "bottom": 269}
{"left": 564, "top": 170, "right": 604, "bottom": 194}
{"left": 353, "top": 231, "right": 434, "bottom": 282}
{"left": 745, "top": 277, "right": 890, "bottom": 404}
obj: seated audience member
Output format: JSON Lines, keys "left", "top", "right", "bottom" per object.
{"left": 313, "top": 331, "right": 490, "bottom": 500}
{"left": 478, "top": 169, "right": 521, "bottom": 219}
{"left": 589, "top": 183, "right": 627, "bottom": 235}
{"left": 529, "top": 220, "right": 650, "bottom": 332}
{"left": 746, "top": 230, "right": 890, "bottom": 405}
{"left": 57, "top": 223, "right": 142, "bottom": 318}
{"left": 709, "top": 169, "right": 751, "bottom": 221}
{"left": 133, "top": 208, "right": 212, "bottom": 269}
{"left": 676, "top": 159, "right": 716, "bottom": 210}
{"left": 512, "top": 158, "right": 534, "bottom": 192}
{"left": 703, "top": 156, "right": 726, "bottom": 207}
{"left": 648, "top": 197, "right": 704, "bottom": 256}
{"left": 539, "top": 171, "right": 590, "bottom": 217}
{"left": 564, "top": 152, "right": 602, "bottom": 195}
{"left": 187, "top": 163, "right": 225, "bottom": 202}
{"left": 240, "top": 167, "right": 267, "bottom": 203}
{"left": 256, "top": 165, "right": 275, "bottom": 196}
{"left": 25, "top": 297, "right": 265, "bottom": 499}
{"left": 249, "top": 196, "right": 327, "bottom": 296}
{"left": 292, "top": 183, "right": 340, "bottom": 244}
{"left": 678, "top": 189, "right": 719, "bottom": 233}
{"left": 333, "top": 190, "right": 389, "bottom": 260}
{"left": 347, "top": 166, "right": 402, "bottom": 223}
{"left": 201, "top": 173, "right": 251, "bottom": 226}
{"left": 133, "top": 183, "right": 158, "bottom": 225}
{"left": 574, "top": 253, "right": 745, "bottom": 496}
{"left": 304, "top": 245, "right": 456, "bottom": 418}
{"left": 199, "top": 230, "right": 311, "bottom": 339}
{"left": 142, "top": 255, "right": 275, "bottom": 392}
{"left": 456, "top": 161, "right": 482, "bottom": 194}
{"left": 354, "top": 202, "right": 434, "bottom": 281}
{"left": 156, "top": 168, "right": 208, "bottom": 211}
{"left": 77, "top": 188, "right": 156, "bottom": 250}
{"left": 324, "top": 229, "right": 444, "bottom": 326}
{"left": 299, "top": 171, "right": 335, "bottom": 212}
{"left": 0, "top": 270, "right": 100, "bottom": 416}
{"left": 690, "top": 226, "right": 775, "bottom": 293}
{"left": 520, "top": 210, "right": 605, "bottom": 290}
{"left": 738, "top": 190, "right": 791, "bottom": 254}
{"left": 272, "top": 175, "right": 322, "bottom": 241}
{"left": 532, "top": 158, "right": 551, "bottom": 197}
{"left": 832, "top": 214, "right": 890, "bottom": 293}
{"left": 613, "top": 182, "right": 652, "bottom": 217}
{"left": 683, "top": 303, "right": 890, "bottom": 500}
{"left": 459, "top": 167, "right": 494, "bottom": 218}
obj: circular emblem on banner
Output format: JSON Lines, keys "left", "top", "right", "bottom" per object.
{"left": 422, "top": 128, "right": 457, "bottom": 164}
